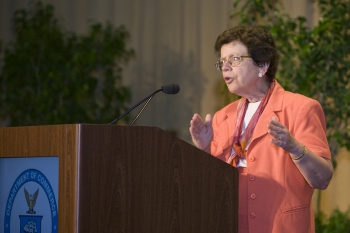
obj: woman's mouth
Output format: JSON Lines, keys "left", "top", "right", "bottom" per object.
{"left": 224, "top": 76, "right": 233, "bottom": 83}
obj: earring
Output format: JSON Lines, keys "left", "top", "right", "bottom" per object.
{"left": 258, "top": 72, "right": 262, "bottom": 77}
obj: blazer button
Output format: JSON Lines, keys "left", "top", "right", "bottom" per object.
{"left": 250, "top": 213, "right": 256, "bottom": 219}
{"left": 250, "top": 194, "right": 256, "bottom": 199}
{"left": 249, "top": 175, "right": 255, "bottom": 181}
{"left": 249, "top": 157, "right": 256, "bottom": 162}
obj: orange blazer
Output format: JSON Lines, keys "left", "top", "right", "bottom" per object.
{"left": 210, "top": 81, "right": 331, "bottom": 233}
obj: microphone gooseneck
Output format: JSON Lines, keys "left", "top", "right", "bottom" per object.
{"left": 108, "top": 83, "right": 180, "bottom": 125}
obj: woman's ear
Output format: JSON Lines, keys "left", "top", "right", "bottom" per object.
{"left": 259, "top": 63, "right": 270, "bottom": 76}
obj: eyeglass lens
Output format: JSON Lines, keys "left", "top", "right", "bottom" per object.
{"left": 215, "top": 56, "right": 250, "bottom": 71}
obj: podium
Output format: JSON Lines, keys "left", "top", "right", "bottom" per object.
{"left": 0, "top": 124, "right": 238, "bottom": 232}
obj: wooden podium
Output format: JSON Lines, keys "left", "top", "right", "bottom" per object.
{"left": 0, "top": 124, "right": 238, "bottom": 232}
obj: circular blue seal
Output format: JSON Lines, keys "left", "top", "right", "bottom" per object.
{"left": 4, "top": 169, "right": 58, "bottom": 233}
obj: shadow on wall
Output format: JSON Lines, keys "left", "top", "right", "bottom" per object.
{"left": 160, "top": 47, "right": 206, "bottom": 143}
{"left": 126, "top": 46, "right": 206, "bottom": 144}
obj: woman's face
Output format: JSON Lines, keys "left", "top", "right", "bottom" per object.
{"left": 220, "top": 41, "right": 265, "bottom": 99}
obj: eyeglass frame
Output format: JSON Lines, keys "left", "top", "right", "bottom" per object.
{"left": 215, "top": 55, "right": 251, "bottom": 71}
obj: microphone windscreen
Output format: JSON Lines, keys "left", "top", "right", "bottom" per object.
{"left": 162, "top": 84, "right": 180, "bottom": 94}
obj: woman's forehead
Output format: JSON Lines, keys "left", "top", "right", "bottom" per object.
{"left": 220, "top": 41, "right": 248, "bottom": 58}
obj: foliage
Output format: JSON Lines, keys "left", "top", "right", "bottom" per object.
{"left": 315, "top": 208, "right": 350, "bottom": 233}
{"left": 227, "top": 0, "right": 350, "bottom": 159}
{"left": 0, "top": 1, "right": 135, "bottom": 126}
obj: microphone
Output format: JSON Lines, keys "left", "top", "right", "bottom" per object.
{"left": 108, "top": 83, "right": 180, "bottom": 125}
{"left": 162, "top": 83, "right": 180, "bottom": 94}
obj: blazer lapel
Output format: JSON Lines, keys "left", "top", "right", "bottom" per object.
{"left": 225, "top": 102, "right": 238, "bottom": 145}
{"left": 251, "top": 81, "right": 284, "bottom": 142}
{"left": 214, "top": 101, "right": 238, "bottom": 158}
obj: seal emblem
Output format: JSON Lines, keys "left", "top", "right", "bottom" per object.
{"left": 4, "top": 169, "right": 58, "bottom": 233}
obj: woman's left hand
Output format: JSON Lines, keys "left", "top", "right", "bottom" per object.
{"left": 267, "top": 116, "right": 303, "bottom": 155}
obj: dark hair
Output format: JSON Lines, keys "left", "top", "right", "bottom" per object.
{"left": 214, "top": 25, "right": 279, "bottom": 82}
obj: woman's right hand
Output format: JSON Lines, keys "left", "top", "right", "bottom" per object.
{"left": 189, "top": 113, "right": 213, "bottom": 151}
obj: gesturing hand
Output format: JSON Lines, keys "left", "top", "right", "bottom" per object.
{"left": 189, "top": 113, "right": 213, "bottom": 151}
{"left": 267, "top": 116, "right": 303, "bottom": 155}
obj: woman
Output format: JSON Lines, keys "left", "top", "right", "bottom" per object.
{"left": 189, "top": 25, "right": 333, "bottom": 233}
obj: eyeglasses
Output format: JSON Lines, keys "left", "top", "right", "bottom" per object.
{"left": 215, "top": 55, "right": 251, "bottom": 71}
